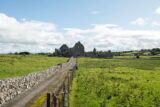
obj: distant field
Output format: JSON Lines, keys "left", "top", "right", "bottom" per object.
{"left": 120, "top": 51, "right": 139, "bottom": 56}
{"left": 71, "top": 58, "right": 160, "bottom": 107}
{"left": 0, "top": 55, "right": 68, "bottom": 79}
{"left": 114, "top": 55, "right": 160, "bottom": 59}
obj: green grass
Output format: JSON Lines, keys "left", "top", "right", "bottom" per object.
{"left": 114, "top": 55, "right": 160, "bottom": 59}
{"left": 120, "top": 51, "right": 139, "bottom": 56}
{"left": 70, "top": 58, "right": 160, "bottom": 107}
{"left": 30, "top": 94, "right": 46, "bottom": 107}
{"left": 0, "top": 54, "right": 68, "bottom": 79}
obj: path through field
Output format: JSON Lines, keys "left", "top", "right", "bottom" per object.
{"left": 3, "top": 57, "right": 77, "bottom": 107}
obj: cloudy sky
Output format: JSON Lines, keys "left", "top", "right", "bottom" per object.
{"left": 1, "top": 0, "right": 160, "bottom": 53}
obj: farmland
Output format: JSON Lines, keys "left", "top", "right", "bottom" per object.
{"left": 71, "top": 57, "right": 160, "bottom": 107}
{"left": 0, "top": 54, "right": 68, "bottom": 79}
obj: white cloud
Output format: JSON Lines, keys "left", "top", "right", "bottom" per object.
{"left": 1, "top": 13, "right": 160, "bottom": 53}
{"left": 0, "top": 13, "right": 66, "bottom": 53}
{"left": 21, "top": 18, "right": 26, "bottom": 22}
{"left": 91, "top": 11, "right": 99, "bottom": 14}
{"left": 91, "top": 24, "right": 118, "bottom": 28}
{"left": 130, "top": 18, "right": 146, "bottom": 26}
{"left": 155, "top": 7, "right": 160, "bottom": 14}
{"left": 65, "top": 24, "right": 160, "bottom": 51}
{"left": 152, "top": 21, "right": 160, "bottom": 26}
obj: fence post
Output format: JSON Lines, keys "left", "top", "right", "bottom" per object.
{"left": 63, "top": 82, "right": 66, "bottom": 94}
{"left": 68, "top": 76, "right": 70, "bottom": 107}
{"left": 68, "top": 76, "right": 70, "bottom": 93}
{"left": 47, "top": 93, "right": 50, "bottom": 107}
{"left": 62, "top": 92, "right": 65, "bottom": 107}
{"left": 62, "top": 83, "right": 66, "bottom": 107}
{"left": 70, "top": 70, "right": 73, "bottom": 86}
{"left": 57, "top": 98, "right": 61, "bottom": 107}
{"left": 52, "top": 93, "right": 57, "bottom": 107}
{"left": 75, "top": 64, "right": 78, "bottom": 70}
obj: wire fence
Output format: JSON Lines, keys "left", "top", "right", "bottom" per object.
{"left": 46, "top": 64, "right": 78, "bottom": 107}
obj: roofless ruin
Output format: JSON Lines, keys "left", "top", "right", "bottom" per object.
{"left": 53, "top": 41, "right": 113, "bottom": 58}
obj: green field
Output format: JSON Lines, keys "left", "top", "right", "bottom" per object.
{"left": 71, "top": 58, "right": 160, "bottom": 107}
{"left": 0, "top": 55, "right": 68, "bottom": 79}
{"left": 114, "top": 55, "right": 160, "bottom": 59}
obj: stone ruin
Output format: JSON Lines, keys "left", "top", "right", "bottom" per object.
{"left": 54, "top": 41, "right": 85, "bottom": 57}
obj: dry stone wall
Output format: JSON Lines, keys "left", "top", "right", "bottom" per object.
{"left": 0, "top": 57, "right": 76, "bottom": 107}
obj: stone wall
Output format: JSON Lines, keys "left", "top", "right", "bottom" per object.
{"left": 0, "top": 57, "right": 76, "bottom": 107}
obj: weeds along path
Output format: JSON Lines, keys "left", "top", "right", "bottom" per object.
{"left": 2, "top": 57, "right": 77, "bottom": 107}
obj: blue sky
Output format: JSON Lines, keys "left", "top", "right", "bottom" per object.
{"left": 1, "top": 0, "right": 160, "bottom": 29}
{"left": 1, "top": 0, "right": 160, "bottom": 53}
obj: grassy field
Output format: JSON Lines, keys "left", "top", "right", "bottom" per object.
{"left": 114, "top": 55, "right": 160, "bottom": 59}
{"left": 0, "top": 54, "right": 68, "bottom": 79}
{"left": 71, "top": 58, "right": 160, "bottom": 107}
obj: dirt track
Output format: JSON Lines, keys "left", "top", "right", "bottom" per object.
{"left": 2, "top": 57, "right": 77, "bottom": 107}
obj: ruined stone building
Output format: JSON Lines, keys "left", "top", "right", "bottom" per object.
{"left": 54, "top": 41, "right": 85, "bottom": 57}
{"left": 53, "top": 41, "right": 113, "bottom": 58}
{"left": 59, "top": 44, "right": 69, "bottom": 57}
{"left": 73, "top": 41, "right": 85, "bottom": 57}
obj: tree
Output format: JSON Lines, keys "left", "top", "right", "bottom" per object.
{"left": 19, "top": 52, "right": 30, "bottom": 56}
{"left": 136, "top": 54, "right": 140, "bottom": 59}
